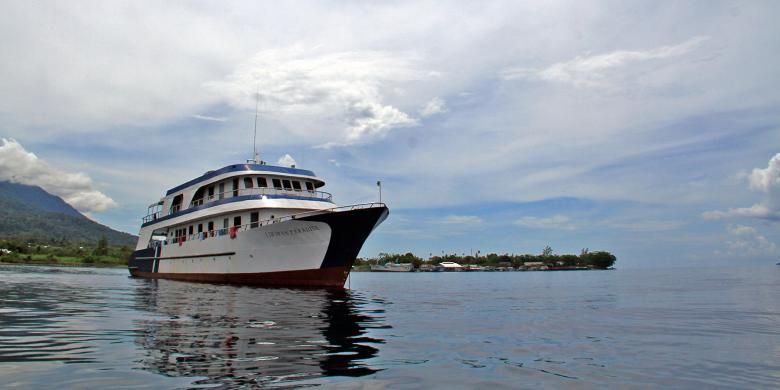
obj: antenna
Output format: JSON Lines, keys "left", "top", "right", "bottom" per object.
{"left": 252, "top": 84, "right": 260, "bottom": 164}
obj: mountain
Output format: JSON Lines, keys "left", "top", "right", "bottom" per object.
{"left": 0, "top": 181, "right": 83, "bottom": 217}
{"left": 0, "top": 181, "right": 137, "bottom": 246}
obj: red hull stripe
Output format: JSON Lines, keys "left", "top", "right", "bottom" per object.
{"left": 130, "top": 266, "right": 351, "bottom": 288}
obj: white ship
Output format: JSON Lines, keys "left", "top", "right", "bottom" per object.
{"left": 128, "top": 160, "right": 388, "bottom": 288}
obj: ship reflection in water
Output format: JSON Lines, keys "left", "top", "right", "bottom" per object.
{"left": 133, "top": 279, "right": 387, "bottom": 388}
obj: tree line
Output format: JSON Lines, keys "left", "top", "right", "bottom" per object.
{"left": 356, "top": 247, "right": 616, "bottom": 270}
{"left": 0, "top": 236, "right": 132, "bottom": 265}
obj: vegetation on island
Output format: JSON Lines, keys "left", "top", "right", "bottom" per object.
{"left": 0, "top": 236, "right": 132, "bottom": 266}
{"left": 355, "top": 246, "right": 616, "bottom": 271}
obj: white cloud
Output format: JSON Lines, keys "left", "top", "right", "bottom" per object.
{"left": 0, "top": 139, "right": 117, "bottom": 213}
{"left": 748, "top": 153, "right": 780, "bottom": 192}
{"left": 0, "top": 2, "right": 231, "bottom": 134}
{"left": 502, "top": 36, "right": 710, "bottom": 87}
{"left": 420, "top": 97, "right": 448, "bottom": 117}
{"left": 436, "top": 215, "right": 484, "bottom": 225}
{"left": 192, "top": 114, "right": 227, "bottom": 122}
{"left": 729, "top": 224, "right": 757, "bottom": 236}
{"left": 276, "top": 154, "right": 297, "bottom": 167}
{"left": 206, "top": 48, "right": 428, "bottom": 147}
{"left": 515, "top": 215, "right": 575, "bottom": 230}
{"left": 703, "top": 153, "right": 780, "bottom": 221}
{"left": 723, "top": 224, "right": 777, "bottom": 257}
{"left": 344, "top": 101, "right": 417, "bottom": 144}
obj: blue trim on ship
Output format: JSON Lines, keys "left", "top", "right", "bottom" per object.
{"left": 141, "top": 193, "right": 333, "bottom": 228}
{"left": 166, "top": 164, "right": 318, "bottom": 195}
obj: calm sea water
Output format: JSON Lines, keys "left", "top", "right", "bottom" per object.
{"left": 0, "top": 265, "right": 777, "bottom": 389}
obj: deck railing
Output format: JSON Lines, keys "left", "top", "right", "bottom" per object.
{"left": 142, "top": 187, "right": 333, "bottom": 223}
{"left": 153, "top": 203, "right": 386, "bottom": 247}
{"left": 190, "top": 187, "right": 332, "bottom": 207}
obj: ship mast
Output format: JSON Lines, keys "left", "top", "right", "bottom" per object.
{"left": 248, "top": 84, "right": 263, "bottom": 164}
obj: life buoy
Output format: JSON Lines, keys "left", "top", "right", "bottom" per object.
{"left": 229, "top": 226, "right": 238, "bottom": 239}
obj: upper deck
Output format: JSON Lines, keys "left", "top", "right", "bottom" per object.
{"left": 141, "top": 163, "right": 333, "bottom": 226}
{"left": 166, "top": 163, "right": 324, "bottom": 195}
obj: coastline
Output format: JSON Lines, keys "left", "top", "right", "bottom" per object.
{"left": 0, "top": 261, "right": 126, "bottom": 268}
{"left": 0, "top": 257, "right": 127, "bottom": 268}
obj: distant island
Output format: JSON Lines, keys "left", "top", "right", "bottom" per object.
{"left": 355, "top": 247, "right": 616, "bottom": 272}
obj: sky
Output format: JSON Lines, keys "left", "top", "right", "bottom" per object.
{"left": 1, "top": 1, "right": 779, "bottom": 268}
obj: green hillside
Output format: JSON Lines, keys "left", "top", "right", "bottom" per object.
{"left": 0, "top": 182, "right": 136, "bottom": 246}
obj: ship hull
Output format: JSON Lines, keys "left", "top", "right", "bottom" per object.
{"left": 129, "top": 205, "right": 388, "bottom": 288}
{"left": 130, "top": 266, "right": 352, "bottom": 288}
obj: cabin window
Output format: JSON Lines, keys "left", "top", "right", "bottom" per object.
{"left": 233, "top": 216, "right": 241, "bottom": 227}
{"left": 272, "top": 178, "right": 282, "bottom": 189}
{"left": 257, "top": 177, "right": 267, "bottom": 187}
{"left": 223, "top": 218, "right": 229, "bottom": 229}
{"left": 250, "top": 212, "right": 259, "bottom": 228}
{"left": 292, "top": 181, "right": 302, "bottom": 191}
{"left": 188, "top": 225, "right": 194, "bottom": 235}
{"left": 244, "top": 177, "right": 254, "bottom": 189}
{"left": 207, "top": 221, "right": 214, "bottom": 232}
{"left": 208, "top": 186, "right": 215, "bottom": 200}
{"left": 232, "top": 178, "right": 240, "bottom": 197}
{"left": 282, "top": 179, "right": 292, "bottom": 190}
{"left": 305, "top": 182, "right": 314, "bottom": 191}
{"left": 197, "top": 224, "right": 203, "bottom": 233}
{"left": 218, "top": 183, "right": 225, "bottom": 200}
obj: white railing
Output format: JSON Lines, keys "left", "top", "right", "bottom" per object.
{"left": 142, "top": 187, "right": 333, "bottom": 223}
{"left": 154, "top": 202, "right": 386, "bottom": 248}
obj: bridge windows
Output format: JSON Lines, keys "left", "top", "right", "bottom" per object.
{"left": 292, "top": 181, "right": 302, "bottom": 191}
{"left": 257, "top": 177, "right": 267, "bottom": 187}
{"left": 272, "top": 178, "right": 282, "bottom": 189}
{"left": 305, "top": 182, "right": 314, "bottom": 191}
{"left": 232, "top": 178, "right": 239, "bottom": 197}
{"left": 244, "top": 177, "right": 254, "bottom": 189}
{"left": 282, "top": 179, "right": 292, "bottom": 190}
